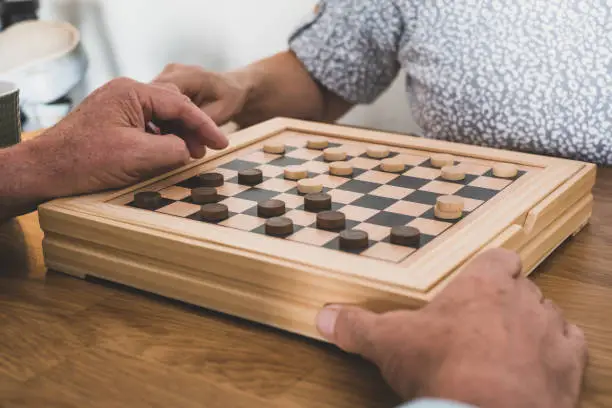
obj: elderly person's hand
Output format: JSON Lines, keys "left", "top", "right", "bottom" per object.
{"left": 0, "top": 77, "right": 228, "bottom": 220}
{"left": 317, "top": 249, "right": 588, "bottom": 408}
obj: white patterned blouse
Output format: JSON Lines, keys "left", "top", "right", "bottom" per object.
{"left": 289, "top": 0, "right": 611, "bottom": 164}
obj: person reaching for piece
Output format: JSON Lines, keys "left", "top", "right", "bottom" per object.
{"left": 154, "top": 0, "right": 610, "bottom": 164}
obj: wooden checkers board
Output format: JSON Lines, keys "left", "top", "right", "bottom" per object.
{"left": 39, "top": 118, "right": 597, "bottom": 340}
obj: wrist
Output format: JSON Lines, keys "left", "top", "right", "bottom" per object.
{"left": 1, "top": 132, "right": 71, "bottom": 203}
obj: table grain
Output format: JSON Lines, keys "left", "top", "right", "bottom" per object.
{"left": 1, "top": 132, "right": 611, "bottom": 407}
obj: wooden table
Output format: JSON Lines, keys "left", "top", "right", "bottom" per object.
{"left": 1, "top": 132, "right": 611, "bottom": 408}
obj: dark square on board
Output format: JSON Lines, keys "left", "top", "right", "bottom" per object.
{"left": 404, "top": 190, "right": 442, "bottom": 206}
{"left": 382, "top": 233, "right": 436, "bottom": 247}
{"left": 323, "top": 236, "right": 375, "bottom": 255}
{"left": 456, "top": 185, "right": 499, "bottom": 201}
{"left": 324, "top": 167, "right": 368, "bottom": 179}
{"left": 180, "top": 194, "right": 228, "bottom": 204}
{"left": 482, "top": 169, "right": 526, "bottom": 180}
{"left": 219, "top": 159, "right": 261, "bottom": 171}
{"left": 127, "top": 197, "right": 174, "bottom": 212}
{"left": 313, "top": 155, "right": 354, "bottom": 163}
{"left": 176, "top": 176, "right": 203, "bottom": 189}
{"left": 358, "top": 151, "right": 400, "bottom": 159}
{"left": 296, "top": 201, "right": 346, "bottom": 213}
{"left": 419, "top": 208, "right": 463, "bottom": 224}
{"left": 267, "top": 156, "right": 309, "bottom": 167}
{"left": 350, "top": 195, "right": 397, "bottom": 211}
{"left": 251, "top": 223, "right": 305, "bottom": 238}
{"left": 226, "top": 175, "right": 271, "bottom": 186}
{"left": 187, "top": 210, "right": 237, "bottom": 223}
{"left": 336, "top": 179, "right": 381, "bottom": 194}
{"left": 434, "top": 173, "right": 479, "bottom": 185}
{"left": 307, "top": 219, "right": 361, "bottom": 232}
{"left": 365, "top": 211, "right": 415, "bottom": 227}
{"left": 234, "top": 188, "right": 281, "bottom": 202}
{"left": 285, "top": 186, "right": 332, "bottom": 196}
{"left": 389, "top": 175, "right": 431, "bottom": 190}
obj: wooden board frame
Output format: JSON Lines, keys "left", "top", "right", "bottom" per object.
{"left": 38, "top": 118, "right": 596, "bottom": 340}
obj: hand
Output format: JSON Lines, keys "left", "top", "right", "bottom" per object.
{"left": 316, "top": 249, "right": 588, "bottom": 408}
{"left": 153, "top": 63, "right": 250, "bottom": 125}
{"left": 28, "top": 77, "right": 228, "bottom": 198}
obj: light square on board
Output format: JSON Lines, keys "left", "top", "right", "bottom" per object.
{"left": 286, "top": 148, "right": 324, "bottom": 161}
{"left": 285, "top": 209, "right": 318, "bottom": 226}
{"left": 328, "top": 189, "right": 363, "bottom": 204}
{"left": 355, "top": 170, "right": 401, "bottom": 184}
{"left": 396, "top": 154, "right": 428, "bottom": 166}
{"left": 386, "top": 200, "right": 432, "bottom": 217}
{"left": 257, "top": 178, "right": 297, "bottom": 193}
{"left": 340, "top": 205, "right": 380, "bottom": 222}
{"left": 348, "top": 157, "right": 381, "bottom": 170}
{"left": 288, "top": 227, "right": 337, "bottom": 246}
{"left": 156, "top": 201, "right": 200, "bottom": 217}
{"left": 420, "top": 180, "right": 464, "bottom": 195}
{"left": 159, "top": 186, "right": 191, "bottom": 201}
{"left": 279, "top": 132, "right": 308, "bottom": 147}
{"left": 342, "top": 143, "right": 367, "bottom": 157}
{"left": 462, "top": 197, "right": 485, "bottom": 212}
{"left": 242, "top": 150, "right": 281, "bottom": 164}
{"left": 271, "top": 193, "right": 305, "bottom": 209}
{"left": 219, "top": 214, "right": 266, "bottom": 231}
{"left": 404, "top": 166, "right": 441, "bottom": 180}
{"left": 312, "top": 174, "right": 350, "bottom": 189}
{"left": 354, "top": 222, "right": 393, "bottom": 241}
{"left": 460, "top": 162, "right": 491, "bottom": 175}
{"left": 219, "top": 196, "right": 257, "bottom": 213}
{"left": 304, "top": 160, "right": 330, "bottom": 174}
{"left": 369, "top": 184, "right": 414, "bottom": 199}
{"left": 216, "top": 182, "right": 250, "bottom": 197}
{"left": 408, "top": 217, "right": 453, "bottom": 236}
{"left": 256, "top": 164, "right": 286, "bottom": 178}
{"left": 469, "top": 176, "right": 513, "bottom": 190}
{"left": 362, "top": 242, "right": 416, "bottom": 263}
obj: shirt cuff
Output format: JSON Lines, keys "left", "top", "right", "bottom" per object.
{"left": 397, "top": 398, "right": 477, "bottom": 408}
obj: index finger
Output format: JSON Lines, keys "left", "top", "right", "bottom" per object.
{"left": 136, "top": 82, "right": 229, "bottom": 150}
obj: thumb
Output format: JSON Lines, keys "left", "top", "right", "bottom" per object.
{"left": 316, "top": 304, "right": 381, "bottom": 361}
{"left": 128, "top": 131, "right": 191, "bottom": 178}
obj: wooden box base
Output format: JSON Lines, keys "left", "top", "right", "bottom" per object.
{"left": 38, "top": 118, "right": 596, "bottom": 341}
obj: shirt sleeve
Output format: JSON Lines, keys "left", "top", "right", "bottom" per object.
{"left": 288, "top": 0, "right": 404, "bottom": 105}
{"left": 397, "top": 398, "right": 478, "bottom": 408}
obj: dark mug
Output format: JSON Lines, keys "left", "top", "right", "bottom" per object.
{"left": 0, "top": 81, "right": 21, "bottom": 149}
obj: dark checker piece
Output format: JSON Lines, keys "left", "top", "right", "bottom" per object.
{"left": 198, "top": 172, "right": 224, "bottom": 187}
{"left": 317, "top": 210, "right": 346, "bottom": 231}
{"left": 265, "top": 216, "right": 294, "bottom": 236}
{"left": 191, "top": 187, "right": 219, "bottom": 204}
{"left": 200, "top": 203, "right": 229, "bottom": 222}
{"left": 133, "top": 191, "right": 162, "bottom": 209}
{"left": 304, "top": 192, "right": 332, "bottom": 212}
{"left": 390, "top": 226, "right": 421, "bottom": 247}
{"left": 238, "top": 169, "right": 263, "bottom": 185}
{"left": 258, "top": 199, "right": 286, "bottom": 218}
{"left": 339, "top": 229, "right": 369, "bottom": 250}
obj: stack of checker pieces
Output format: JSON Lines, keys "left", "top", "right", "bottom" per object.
{"left": 127, "top": 137, "right": 523, "bottom": 264}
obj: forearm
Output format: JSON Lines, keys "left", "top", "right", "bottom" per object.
{"left": 0, "top": 139, "right": 57, "bottom": 221}
{"left": 230, "top": 51, "right": 353, "bottom": 127}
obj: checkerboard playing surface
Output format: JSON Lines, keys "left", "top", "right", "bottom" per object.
{"left": 122, "top": 135, "right": 526, "bottom": 264}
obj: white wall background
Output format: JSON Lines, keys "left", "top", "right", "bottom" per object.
{"left": 38, "top": 0, "right": 421, "bottom": 135}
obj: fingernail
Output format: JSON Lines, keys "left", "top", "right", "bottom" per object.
{"left": 316, "top": 305, "right": 341, "bottom": 340}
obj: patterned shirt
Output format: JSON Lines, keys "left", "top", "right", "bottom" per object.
{"left": 288, "top": 0, "right": 611, "bottom": 164}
